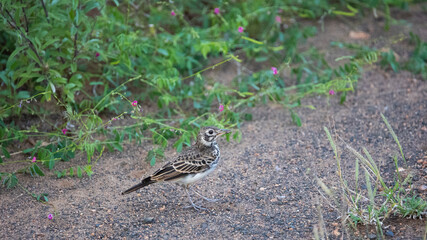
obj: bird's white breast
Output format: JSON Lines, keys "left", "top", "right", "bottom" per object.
{"left": 176, "top": 165, "right": 217, "bottom": 186}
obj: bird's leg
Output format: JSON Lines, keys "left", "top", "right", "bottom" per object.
{"left": 184, "top": 186, "right": 206, "bottom": 211}
{"left": 190, "top": 186, "right": 220, "bottom": 203}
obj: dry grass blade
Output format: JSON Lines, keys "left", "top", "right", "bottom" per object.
{"left": 381, "top": 113, "right": 406, "bottom": 166}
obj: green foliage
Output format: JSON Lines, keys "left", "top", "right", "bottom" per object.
{"left": 55, "top": 165, "right": 93, "bottom": 178}
{"left": 32, "top": 192, "right": 49, "bottom": 202}
{"left": 406, "top": 32, "right": 427, "bottom": 80}
{"left": 28, "top": 163, "right": 45, "bottom": 177}
{"left": 1, "top": 172, "right": 18, "bottom": 188}
{"left": 397, "top": 196, "right": 427, "bottom": 218}
{"left": 332, "top": 32, "right": 427, "bottom": 80}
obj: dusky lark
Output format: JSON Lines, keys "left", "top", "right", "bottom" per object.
{"left": 122, "top": 126, "right": 230, "bottom": 211}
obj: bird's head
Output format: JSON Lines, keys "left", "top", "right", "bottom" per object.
{"left": 197, "top": 126, "right": 231, "bottom": 147}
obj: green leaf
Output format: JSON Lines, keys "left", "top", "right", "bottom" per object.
{"left": 42, "top": 38, "right": 59, "bottom": 49}
{"left": 112, "top": 142, "right": 123, "bottom": 152}
{"left": 49, "top": 81, "right": 56, "bottom": 93}
{"left": 69, "top": 167, "right": 74, "bottom": 177}
{"left": 84, "top": 165, "right": 93, "bottom": 178}
{"left": 7, "top": 46, "right": 27, "bottom": 69}
{"left": 68, "top": 9, "right": 76, "bottom": 22}
{"left": 16, "top": 91, "right": 30, "bottom": 99}
{"left": 147, "top": 150, "right": 156, "bottom": 166}
{"left": 157, "top": 48, "right": 169, "bottom": 56}
{"left": 55, "top": 170, "right": 64, "bottom": 178}
{"left": 340, "top": 92, "right": 347, "bottom": 104}
{"left": 244, "top": 113, "right": 252, "bottom": 121}
{"left": 332, "top": 10, "right": 356, "bottom": 16}
{"left": 77, "top": 166, "right": 82, "bottom": 178}
{"left": 84, "top": 1, "right": 100, "bottom": 13}
{"left": 2, "top": 146, "right": 10, "bottom": 158}
{"left": 23, "top": 147, "right": 33, "bottom": 154}
{"left": 89, "top": 81, "right": 104, "bottom": 85}
{"left": 291, "top": 111, "right": 302, "bottom": 127}
{"left": 176, "top": 142, "right": 183, "bottom": 153}
{"left": 85, "top": 143, "right": 95, "bottom": 163}
{"left": 48, "top": 157, "right": 55, "bottom": 170}
{"left": 71, "top": 62, "right": 77, "bottom": 73}
{"left": 27, "top": 49, "right": 41, "bottom": 65}
{"left": 4, "top": 173, "right": 18, "bottom": 189}
{"left": 32, "top": 164, "right": 45, "bottom": 176}
{"left": 150, "top": 154, "right": 156, "bottom": 166}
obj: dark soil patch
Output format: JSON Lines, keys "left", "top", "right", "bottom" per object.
{"left": 1, "top": 6, "right": 427, "bottom": 240}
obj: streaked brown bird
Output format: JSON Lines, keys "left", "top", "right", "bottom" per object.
{"left": 121, "top": 126, "right": 230, "bottom": 211}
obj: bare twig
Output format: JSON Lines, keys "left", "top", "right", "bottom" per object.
{"left": 72, "top": 2, "right": 81, "bottom": 61}
{"left": 20, "top": 0, "right": 29, "bottom": 33}
{"left": 73, "top": 32, "right": 78, "bottom": 58}
{"left": 57, "top": 47, "right": 66, "bottom": 64}
{"left": 40, "top": 0, "right": 49, "bottom": 23}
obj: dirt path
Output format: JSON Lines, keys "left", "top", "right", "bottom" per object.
{"left": 1, "top": 8, "right": 427, "bottom": 240}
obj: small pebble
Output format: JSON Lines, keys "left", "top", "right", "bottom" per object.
{"left": 142, "top": 217, "right": 154, "bottom": 224}
{"left": 385, "top": 230, "right": 394, "bottom": 237}
{"left": 368, "top": 233, "right": 377, "bottom": 239}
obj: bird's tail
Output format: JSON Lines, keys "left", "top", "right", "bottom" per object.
{"left": 121, "top": 177, "right": 155, "bottom": 195}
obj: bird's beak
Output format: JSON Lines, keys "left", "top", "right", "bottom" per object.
{"left": 217, "top": 129, "right": 231, "bottom": 136}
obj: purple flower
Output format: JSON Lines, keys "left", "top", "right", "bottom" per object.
{"left": 171, "top": 10, "right": 176, "bottom": 16}
{"left": 219, "top": 104, "right": 224, "bottom": 112}
{"left": 214, "top": 8, "right": 220, "bottom": 15}
{"left": 238, "top": 26, "right": 244, "bottom": 33}
{"left": 275, "top": 16, "right": 281, "bottom": 23}
{"left": 329, "top": 89, "right": 335, "bottom": 95}
{"left": 132, "top": 100, "right": 138, "bottom": 107}
{"left": 32, "top": 157, "right": 36, "bottom": 163}
{"left": 95, "top": 52, "right": 100, "bottom": 57}
{"left": 271, "top": 67, "right": 278, "bottom": 75}
{"left": 62, "top": 129, "right": 68, "bottom": 135}
{"left": 48, "top": 214, "right": 53, "bottom": 220}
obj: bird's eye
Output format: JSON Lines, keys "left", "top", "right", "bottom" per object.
{"left": 208, "top": 130, "right": 214, "bottom": 135}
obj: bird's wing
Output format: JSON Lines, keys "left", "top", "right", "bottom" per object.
{"left": 150, "top": 151, "right": 216, "bottom": 182}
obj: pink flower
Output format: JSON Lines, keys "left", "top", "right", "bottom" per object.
{"left": 214, "top": 8, "right": 220, "bottom": 15}
{"left": 329, "top": 89, "right": 335, "bottom": 95}
{"left": 275, "top": 16, "right": 281, "bottom": 23}
{"left": 171, "top": 10, "right": 176, "bottom": 16}
{"left": 48, "top": 214, "right": 53, "bottom": 220}
{"left": 32, "top": 157, "right": 36, "bottom": 163}
{"left": 95, "top": 52, "right": 100, "bottom": 57}
{"left": 238, "top": 26, "right": 244, "bottom": 33}
{"left": 132, "top": 100, "right": 138, "bottom": 107}
{"left": 219, "top": 104, "right": 224, "bottom": 112}
{"left": 271, "top": 67, "right": 278, "bottom": 75}
{"left": 62, "top": 129, "right": 68, "bottom": 135}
